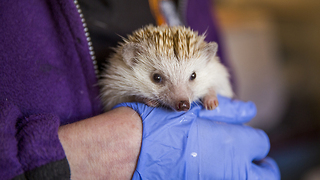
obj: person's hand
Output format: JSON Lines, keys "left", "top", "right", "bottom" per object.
{"left": 114, "top": 95, "right": 280, "bottom": 180}
{"left": 58, "top": 107, "right": 142, "bottom": 180}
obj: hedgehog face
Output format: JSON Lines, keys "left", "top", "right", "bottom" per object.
{"left": 120, "top": 25, "right": 220, "bottom": 111}
{"left": 126, "top": 51, "right": 214, "bottom": 111}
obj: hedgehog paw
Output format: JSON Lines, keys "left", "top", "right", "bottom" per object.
{"left": 203, "top": 94, "right": 219, "bottom": 110}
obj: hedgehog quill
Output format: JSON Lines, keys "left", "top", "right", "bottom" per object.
{"left": 99, "top": 25, "right": 233, "bottom": 111}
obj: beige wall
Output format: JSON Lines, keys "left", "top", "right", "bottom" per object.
{"left": 213, "top": 0, "right": 320, "bottom": 129}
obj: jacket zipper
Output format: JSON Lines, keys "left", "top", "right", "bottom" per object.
{"left": 73, "top": 0, "right": 99, "bottom": 77}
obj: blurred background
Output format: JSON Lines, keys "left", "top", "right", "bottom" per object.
{"left": 80, "top": 0, "right": 320, "bottom": 179}
{"left": 213, "top": 0, "right": 320, "bottom": 179}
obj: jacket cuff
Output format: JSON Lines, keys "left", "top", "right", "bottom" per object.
{"left": 16, "top": 113, "right": 67, "bottom": 172}
{"left": 1, "top": 101, "right": 70, "bottom": 179}
{"left": 11, "top": 158, "right": 70, "bottom": 180}
{"left": 24, "top": 158, "right": 70, "bottom": 180}
{"left": 0, "top": 101, "right": 24, "bottom": 180}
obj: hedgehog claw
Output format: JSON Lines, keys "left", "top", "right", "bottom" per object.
{"left": 203, "top": 92, "right": 219, "bottom": 110}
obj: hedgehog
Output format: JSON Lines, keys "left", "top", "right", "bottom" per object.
{"left": 99, "top": 25, "right": 233, "bottom": 111}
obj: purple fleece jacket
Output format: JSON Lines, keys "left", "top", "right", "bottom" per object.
{"left": 0, "top": 0, "right": 101, "bottom": 179}
{"left": 0, "top": 0, "right": 230, "bottom": 179}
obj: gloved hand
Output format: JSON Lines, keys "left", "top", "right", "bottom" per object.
{"left": 113, "top": 95, "right": 280, "bottom": 180}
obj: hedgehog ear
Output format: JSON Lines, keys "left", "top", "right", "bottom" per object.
{"left": 205, "top": 42, "right": 218, "bottom": 58}
{"left": 122, "top": 43, "right": 143, "bottom": 66}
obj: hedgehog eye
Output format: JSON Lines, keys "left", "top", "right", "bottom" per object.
{"left": 153, "top": 73, "right": 163, "bottom": 83}
{"left": 190, "top": 72, "right": 196, "bottom": 81}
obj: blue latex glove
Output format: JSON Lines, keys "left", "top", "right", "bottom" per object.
{"left": 113, "top": 95, "right": 280, "bottom": 180}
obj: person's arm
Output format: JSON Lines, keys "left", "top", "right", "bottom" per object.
{"left": 0, "top": 101, "right": 141, "bottom": 180}
{"left": 58, "top": 107, "right": 142, "bottom": 179}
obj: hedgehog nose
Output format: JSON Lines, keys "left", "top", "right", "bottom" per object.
{"left": 176, "top": 100, "right": 190, "bottom": 111}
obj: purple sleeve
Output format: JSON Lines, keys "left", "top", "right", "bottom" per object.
{"left": 16, "top": 113, "right": 66, "bottom": 173}
{"left": 0, "top": 101, "right": 24, "bottom": 180}
{"left": 0, "top": 101, "right": 70, "bottom": 180}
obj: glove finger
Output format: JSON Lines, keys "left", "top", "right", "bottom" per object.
{"left": 214, "top": 123, "right": 270, "bottom": 161}
{"left": 196, "top": 120, "right": 270, "bottom": 164}
{"left": 114, "top": 96, "right": 257, "bottom": 124}
{"left": 249, "top": 157, "right": 281, "bottom": 180}
{"left": 198, "top": 95, "right": 257, "bottom": 124}
{"left": 239, "top": 126, "right": 271, "bottom": 161}
{"left": 132, "top": 170, "right": 142, "bottom": 180}
{"left": 112, "top": 102, "right": 150, "bottom": 120}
